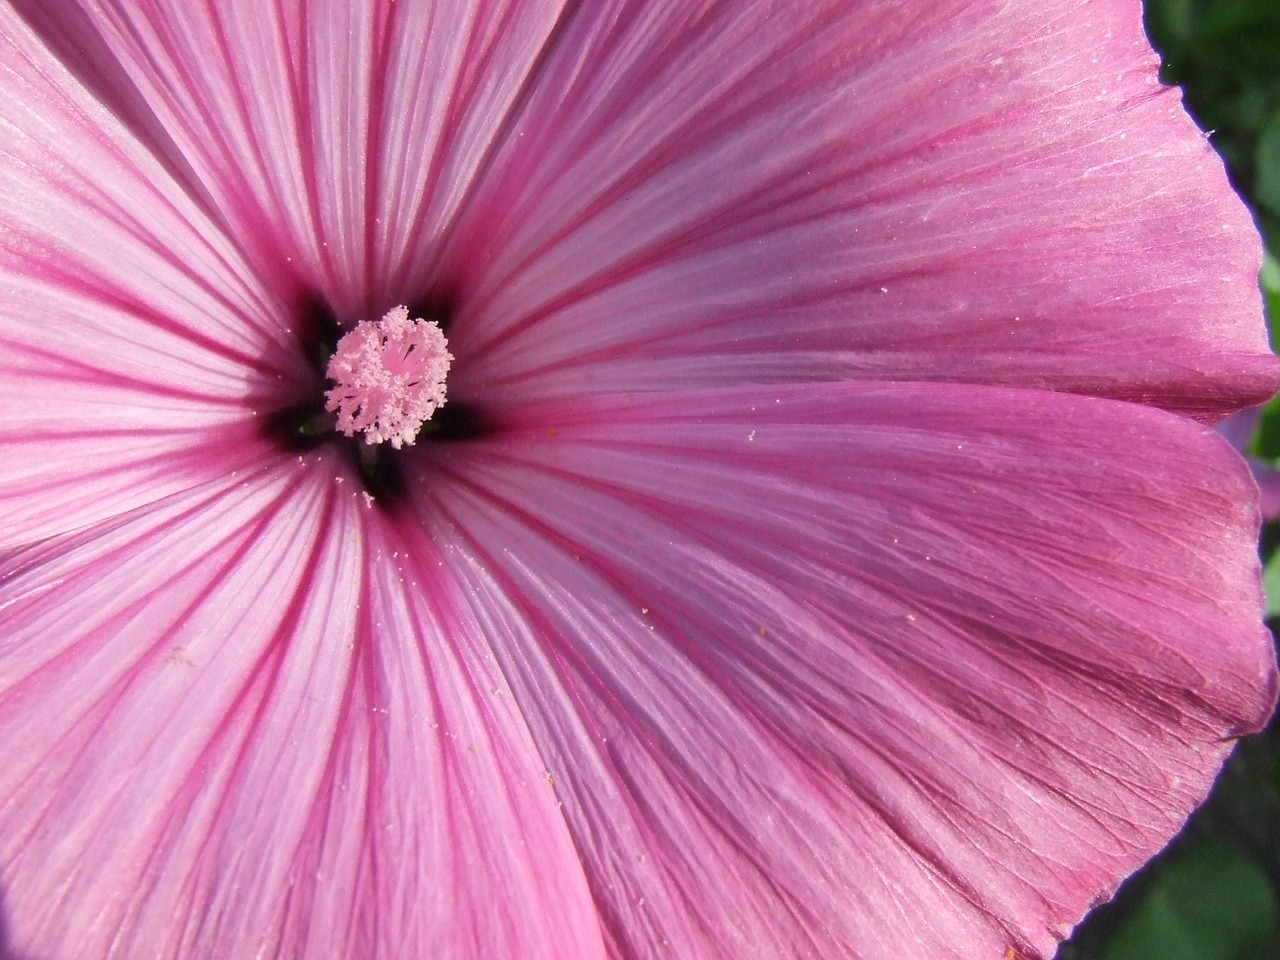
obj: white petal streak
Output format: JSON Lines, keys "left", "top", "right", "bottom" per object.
{"left": 0, "top": 2, "right": 297, "bottom": 376}
{"left": 446, "top": 0, "right": 1274, "bottom": 415}
{"left": 25, "top": 0, "right": 576, "bottom": 315}
{"left": 0, "top": 450, "right": 607, "bottom": 960}
{"left": 0, "top": 456, "right": 363, "bottom": 959}
{"left": 416, "top": 382, "right": 1275, "bottom": 960}
{"left": 0, "top": 3, "right": 310, "bottom": 543}
{"left": 424, "top": 474, "right": 980, "bottom": 959}
{"left": 341, "top": 515, "right": 609, "bottom": 960}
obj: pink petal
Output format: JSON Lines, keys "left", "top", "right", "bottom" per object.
{"left": 10, "top": 0, "right": 577, "bottom": 318}
{"left": 1217, "top": 407, "right": 1280, "bottom": 520}
{"left": 0, "top": 5, "right": 309, "bottom": 544}
{"left": 0, "top": 454, "right": 607, "bottom": 960}
{"left": 0, "top": 3, "right": 1273, "bottom": 959}
{"left": 410, "top": 382, "right": 1275, "bottom": 960}
{"left": 1255, "top": 469, "right": 1280, "bottom": 521}
{"left": 439, "top": 0, "right": 1277, "bottom": 417}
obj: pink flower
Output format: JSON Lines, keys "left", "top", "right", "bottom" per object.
{"left": 0, "top": 1, "right": 1276, "bottom": 959}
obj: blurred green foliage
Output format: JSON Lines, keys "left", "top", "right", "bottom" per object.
{"left": 1101, "top": 843, "right": 1278, "bottom": 960}
{"left": 1056, "top": 1, "right": 1280, "bottom": 959}
{"left": 1145, "top": 0, "right": 1280, "bottom": 249}
{"left": 1246, "top": 258, "right": 1280, "bottom": 463}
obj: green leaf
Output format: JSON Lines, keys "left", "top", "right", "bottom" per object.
{"left": 1264, "top": 549, "right": 1280, "bottom": 619}
{"left": 1144, "top": 0, "right": 1196, "bottom": 62}
{"left": 1255, "top": 110, "right": 1280, "bottom": 217}
{"left": 1262, "top": 251, "right": 1280, "bottom": 346}
{"left": 1101, "top": 842, "right": 1278, "bottom": 960}
{"left": 1244, "top": 256, "right": 1280, "bottom": 463}
{"left": 1248, "top": 396, "right": 1280, "bottom": 462}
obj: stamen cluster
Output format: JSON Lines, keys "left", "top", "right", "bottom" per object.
{"left": 324, "top": 306, "right": 451, "bottom": 449}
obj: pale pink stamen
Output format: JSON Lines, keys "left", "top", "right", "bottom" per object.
{"left": 324, "top": 306, "right": 452, "bottom": 449}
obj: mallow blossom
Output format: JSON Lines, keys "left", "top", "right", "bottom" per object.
{"left": 0, "top": 1, "right": 1278, "bottom": 959}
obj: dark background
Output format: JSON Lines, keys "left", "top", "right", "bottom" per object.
{"left": 1057, "top": 1, "right": 1280, "bottom": 957}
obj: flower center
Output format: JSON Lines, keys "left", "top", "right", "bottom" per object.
{"left": 324, "top": 306, "right": 452, "bottom": 449}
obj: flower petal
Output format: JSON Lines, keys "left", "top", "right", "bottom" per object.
{"left": 441, "top": 0, "right": 1277, "bottom": 417}
{"left": 0, "top": 4, "right": 310, "bottom": 545}
{"left": 1217, "top": 407, "right": 1280, "bottom": 519}
{"left": 9, "top": 0, "right": 578, "bottom": 318}
{"left": 412, "top": 382, "right": 1275, "bottom": 960}
{"left": 0, "top": 454, "right": 606, "bottom": 960}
